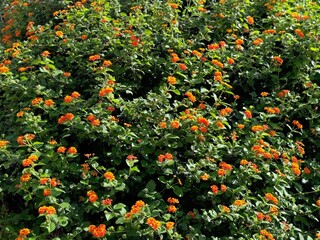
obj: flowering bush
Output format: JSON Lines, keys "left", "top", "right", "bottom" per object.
{"left": 1, "top": 0, "right": 320, "bottom": 239}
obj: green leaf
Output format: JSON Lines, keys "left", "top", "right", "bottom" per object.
{"left": 113, "top": 203, "right": 126, "bottom": 210}
{"left": 130, "top": 166, "right": 140, "bottom": 173}
{"left": 146, "top": 180, "right": 156, "bottom": 192}
{"left": 115, "top": 217, "right": 124, "bottom": 224}
{"left": 58, "top": 216, "right": 69, "bottom": 227}
{"left": 173, "top": 186, "right": 183, "bottom": 197}
{"left": 298, "top": 232, "right": 304, "bottom": 240}
{"left": 104, "top": 211, "right": 115, "bottom": 221}
{"left": 46, "top": 222, "right": 56, "bottom": 233}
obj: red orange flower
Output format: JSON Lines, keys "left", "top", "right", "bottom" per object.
{"left": 247, "top": 16, "right": 254, "bottom": 25}
{"left": 265, "top": 193, "right": 278, "bottom": 205}
{"left": 19, "top": 228, "right": 31, "bottom": 237}
{"left": 171, "top": 120, "right": 180, "bottom": 129}
{"left": 146, "top": 217, "right": 161, "bottom": 230}
{"left": 89, "top": 54, "right": 101, "bottom": 61}
{"left": 99, "top": 87, "right": 114, "bottom": 96}
{"left": 104, "top": 171, "right": 115, "bottom": 181}
{"left": 88, "top": 224, "right": 107, "bottom": 238}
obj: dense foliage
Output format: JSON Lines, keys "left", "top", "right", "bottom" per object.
{"left": 1, "top": 0, "right": 320, "bottom": 239}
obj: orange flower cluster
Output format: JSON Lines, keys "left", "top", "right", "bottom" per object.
{"left": 197, "top": 117, "right": 209, "bottom": 126}
{"left": 294, "top": 29, "right": 304, "bottom": 38}
{"left": 217, "top": 162, "right": 232, "bottom": 176}
{"left": 38, "top": 206, "right": 56, "bottom": 215}
{"left": 167, "top": 197, "right": 179, "bottom": 204}
{"left": 0, "top": 140, "right": 9, "bottom": 147}
{"left": 263, "top": 29, "right": 277, "bottom": 34}
{"left": 158, "top": 153, "right": 173, "bottom": 163}
{"left": 292, "top": 120, "right": 303, "bottom": 129}
{"left": 39, "top": 177, "right": 60, "bottom": 187}
{"left": 125, "top": 200, "right": 145, "bottom": 219}
{"left": 233, "top": 199, "right": 247, "bottom": 207}
{"left": 88, "top": 224, "right": 107, "bottom": 238}
{"left": 87, "top": 114, "right": 101, "bottom": 126}
{"left": 235, "top": 39, "right": 244, "bottom": 45}
{"left": 247, "top": 16, "right": 254, "bottom": 25}
{"left": 146, "top": 217, "right": 161, "bottom": 230}
{"left": 192, "top": 50, "right": 203, "bottom": 58}
{"left": 55, "top": 31, "right": 64, "bottom": 38}
{"left": 0, "top": 66, "right": 10, "bottom": 73}
{"left": 269, "top": 205, "right": 278, "bottom": 215}
{"left": 295, "top": 140, "right": 305, "bottom": 155}
{"left": 99, "top": 87, "right": 114, "bottom": 96}
{"left": 67, "top": 146, "right": 77, "bottom": 154}
{"left": 277, "top": 89, "right": 289, "bottom": 98}
{"left": 251, "top": 125, "right": 267, "bottom": 132}
{"left": 211, "top": 59, "right": 224, "bottom": 68}
{"left": 44, "top": 99, "right": 54, "bottom": 107}
{"left": 31, "top": 97, "right": 43, "bottom": 106}
{"left": 58, "top": 113, "right": 74, "bottom": 124}
{"left": 184, "top": 91, "right": 196, "bottom": 102}
{"left": 101, "top": 198, "right": 113, "bottom": 206}
{"left": 104, "top": 171, "right": 115, "bottom": 181}
{"left": 253, "top": 37, "right": 263, "bottom": 45}
{"left": 89, "top": 54, "right": 101, "bottom": 61}
{"left": 18, "top": 228, "right": 31, "bottom": 238}
{"left": 167, "top": 205, "right": 177, "bottom": 213}
{"left": 159, "top": 121, "right": 167, "bottom": 128}
{"left": 166, "top": 221, "right": 175, "bottom": 230}
{"left": 244, "top": 109, "right": 252, "bottom": 118}
{"left": 64, "top": 91, "right": 81, "bottom": 103}
{"left": 208, "top": 43, "right": 220, "bottom": 50}
{"left": 17, "top": 134, "right": 35, "bottom": 145}
{"left": 41, "top": 51, "right": 50, "bottom": 57}
{"left": 210, "top": 184, "right": 219, "bottom": 194}
{"left": 291, "top": 157, "right": 301, "bottom": 176}
{"left": 264, "top": 107, "right": 280, "bottom": 114}
{"left": 221, "top": 205, "right": 231, "bottom": 213}
{"left": 265, "top": 193, "right": 278, "bottom": 205}
{"left": 291, "top": 12, "right": 310, "bottom": 21}
{"left": 179, "top": 63, "right": 187, "bottom": 71}
{"left": 57, "top": 146, "right": 66, "bottom": 153}
{"left": 167, "top": 76, "right": 177, "bottom": 85}
{"left": 215, "top": 121, "right": 224, "bottom": 129}
{"left": 273, "top": 56, "right": 283, "bottom": 65}
{"left": 219, "top": 107, "right": 233, "bottom": 116}
{"left": 167, "top": 197, "right": 179, "bottom": 213}
{"left": 214, "top": 71, "right": 223, "bottom": 81}
{"left": 20, "top": 173, "right": 31, "bottom": 182}
{"left": 257, "top": 212, "right": 272, "bottom": 222}
{"left": 260, "top": 229, "right": 275, "bottom": 240}
{"left": 87, "top": 190, "right": 98, "bottom": 203}
{"left": 130, "top": 35, "right": 140, "bottom": 47}
{"left": 102, "top": 60, "right": 112, "bottom": 67}
{"left": 22, "top": 154, "right": 38, "bottom": 167}
{"left": 126, "top": 154, "right": 137, "bottom": 161}
{"left": 170, "top": 52, "right": 180, "bottom": 62}
{"left": 227, "top": 57, "right": 235, "bottom": 64}
{"left": 171, "top": 120, "right": 180, "bottom": 129}
{"left": 167, "top": 2, "right": 179, "bottom": 9}
{"left": 43, "top": 189, "right": 51, "bottom": 196}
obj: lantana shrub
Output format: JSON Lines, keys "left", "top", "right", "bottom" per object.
{"left": 1, "top": 0, "right": 320, "bottom": 239}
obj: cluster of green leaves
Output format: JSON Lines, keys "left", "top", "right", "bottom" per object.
{"left": 0, "top": 0, "right": 320, "bottom": 239}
